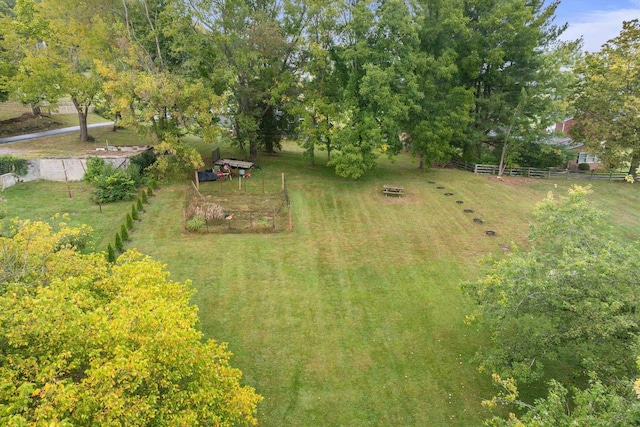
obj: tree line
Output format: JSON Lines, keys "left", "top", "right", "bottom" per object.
{"left": 0, "top": 0, "right": 591, "bottom": 178}
{"left": 2, "top": 1, "right": 638, "bottom": 178}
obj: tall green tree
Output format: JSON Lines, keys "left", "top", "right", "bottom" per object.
{"left": 455, "top": 0, "right": 572, "bottom": 163}
{"left": 0, "top": 219, "right": 262, "bottom": 425}
{"left": 409, "top": 0, "right": 474, "bottom": 169}
{"left": 187, "top": 0, "right": 312, "bottom": 161}
{"left": 0, "top": 0, "right": 58, "bottom": 114}
{"left": 570, "top": 20, "right": 640, "bottom": 177}
{"left": 3, "top": 0, "right": 110, "bottom": 141}
{"left": 293, "top": 1, "right": 344, "bottom": 166}
{"left": 97, "top": 0, "right": 222, "bottom": 142}
{"left": 329, "top": 0, "right": 423, "bottom": 178}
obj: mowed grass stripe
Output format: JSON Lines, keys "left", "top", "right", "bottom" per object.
{"left": 6, "top": 142, "right": 640, "bottom": 426}
{"left": 140, "top": 171, "right": 496, "bottom": 425}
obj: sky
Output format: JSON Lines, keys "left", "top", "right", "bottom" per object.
{"left": 554, "top": 0, "right": 640, "bottom": 52}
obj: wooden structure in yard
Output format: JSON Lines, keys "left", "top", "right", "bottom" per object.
{"left": 214, "top": 159, "right": 254, "bottom": 169}
{"left": 383, "top": 185, "right": 404, "bottom": 197}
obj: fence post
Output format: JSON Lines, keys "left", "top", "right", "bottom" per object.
{"left": 609, "top": 172, "right": 612, "bottom": 182}
{"left": 474, "top": 164, "right": 479, "bottom": 174}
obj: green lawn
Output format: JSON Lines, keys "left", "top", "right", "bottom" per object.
{"left": 3, "top": 142, "right": 640, "bottom": 426}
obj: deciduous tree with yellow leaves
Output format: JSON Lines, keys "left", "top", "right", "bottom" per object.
{"left": 0, "top": 218, "right": 261, "bottom": 426}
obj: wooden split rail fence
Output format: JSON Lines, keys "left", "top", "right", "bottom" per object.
{"left": 449, "top": 160, "right": 629, "bottom": 182}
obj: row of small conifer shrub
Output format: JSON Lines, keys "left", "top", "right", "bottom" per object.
{"left": 106, "top": 181, "right": 159, "bottom": 262}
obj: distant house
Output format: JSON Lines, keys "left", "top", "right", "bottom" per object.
{"left": 554, "top": 118, "right": 602, "bottom": 170}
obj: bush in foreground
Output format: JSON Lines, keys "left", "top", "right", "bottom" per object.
{"left": 0, "top": 219, "right": 262, "bottom": 425}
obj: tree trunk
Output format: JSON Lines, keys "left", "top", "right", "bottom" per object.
{"left": 30, "top": 103, "right": 41, "bottom": 117}
{"left": 250, "top": 141, "right": 258, "bottom": 162}
{"left": 112, "top": 112, "right": 121, "bottom": 132}
{"left": 629, "top": 152, "right": 640, "bottom": 178}
{"left": 75, "top": 102, "right": 89, "bottom": 142}
{"left": 418, "top": 153, "right": 425, "bottom": 170}
{"left": 498, "top": 141, "right": 508, "bottom": 176}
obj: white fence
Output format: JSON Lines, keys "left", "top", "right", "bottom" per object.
{"left": 450, "top": 160, "right": 629, "bottom": 182}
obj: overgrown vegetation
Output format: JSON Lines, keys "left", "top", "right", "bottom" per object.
{"left": 83, "top": 156, "right": 154, "bottom": 204}
{"left": 0, "top": 155, "right": 28, "bottom": 175}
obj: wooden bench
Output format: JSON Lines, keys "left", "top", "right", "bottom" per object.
{"left": 383, "top": 185, "right": 404, "bottom": 197}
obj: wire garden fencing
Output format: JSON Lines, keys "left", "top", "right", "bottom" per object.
{"left": 183, "top": 177, "right": 292, "bottom": 234}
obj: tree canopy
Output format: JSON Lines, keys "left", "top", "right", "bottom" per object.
{"left": 1, "top": 0, "right": 578, "bottom": 178}
{"left": 465, "top": 186, "right": 640, "bottom": 383}
{"left": 570, "top": 19, "right": 640, "bottom": 176}
{"left": 465, "top": 187, "right": 640, "bottom": 424}
{"left": 0, "top": 218, "right": 262, "bottom": 425}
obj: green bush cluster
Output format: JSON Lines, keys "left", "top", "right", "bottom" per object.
{"left": 85, "top": 157, "right": 138, "bottom": 204}
{"left": 0, "top": 156, "right": 28, "bottom": 176}
{"left": 186, "top": 215, "right": 206, "bottom": 232}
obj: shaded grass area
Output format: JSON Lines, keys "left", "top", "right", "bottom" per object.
{"left": 0, "top": 125, "right": 154, "bottom": 159}
{"left": 0, "top": 112, "right": 110, "bottom": 137}
{"left": 3, "top": 138, "right": 640, "bottom": 426}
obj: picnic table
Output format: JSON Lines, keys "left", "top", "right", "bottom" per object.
{"left": 383, "top": 185, "right": 404, "bottom": 197}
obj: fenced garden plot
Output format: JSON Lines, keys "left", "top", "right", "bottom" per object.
{"left": 183, "top": 182, "right": 291, "bottom": 233}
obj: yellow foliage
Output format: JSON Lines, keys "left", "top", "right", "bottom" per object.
{"left": 0, "top": 220, "right": 262, "bottom": 425}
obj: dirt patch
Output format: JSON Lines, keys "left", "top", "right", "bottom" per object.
{"left": 0, "top": 113, "right": 64, "bottom": 137}
{"left": 463, "top": 209, "right": 474, "bottom": 213}
{"left": 473, "top": 218, "right": 484, "bottom": 224}
{"left": 456, "top": 200, "right": 463, "bottom": 204}
{"left": 486, "top": 175, "right": 538, "bottom": 187}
